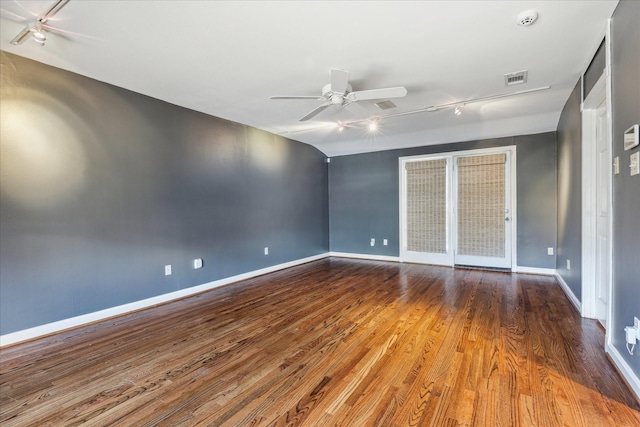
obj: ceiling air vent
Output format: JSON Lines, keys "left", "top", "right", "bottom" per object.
{"left": 504, "top": 70, "right": 528, "bottom": 86}
{"left": 375, "top": 100, "right": 397, "bottom": 110}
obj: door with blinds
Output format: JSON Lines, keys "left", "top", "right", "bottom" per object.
{"left": 400, "top": 148, "right": 514, "bottom": 269}
{"left": 401, "top": 157, "right": 453, "bottom": 265}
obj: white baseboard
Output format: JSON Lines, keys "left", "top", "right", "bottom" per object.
{"left": 0, "top": 253, "right": 330, "bottom": 347}
{"left": 329, "top": 251, "right": 400, "bottom": 263}
{"left": 606, "top": 341, "right": 640, "bottom": 402}
{"left": 554, "top": 273, "right": 582, "bottom": 314}
{"left": 515, "top": 266, "right": 556, "bottom": 276}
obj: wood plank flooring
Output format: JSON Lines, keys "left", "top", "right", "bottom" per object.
{"left": 1, "top": 258, "right": 639, "bottom": 426}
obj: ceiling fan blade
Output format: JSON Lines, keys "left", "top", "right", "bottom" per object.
{"left": 300, "top": 104, "right": 330, "bottom": 121}
{"left": 347, "top": 87, "right": 408, "bottom": 102}
{"left": 39, "top": 0, "right": 70, "bottom": 22}
{"left": 271, "top": 95, "right": 324, "bottom": 100}
{"left": 10, "top": 27, "right": 32, "bottom": 45}
{"left": 330, "top": 69, "right": 350, "bottom": 94}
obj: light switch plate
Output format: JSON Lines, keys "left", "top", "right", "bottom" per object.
{"left": 613, "top": 156, "right": 620, "bottom": 175}
{"left": 630, "top": 151, "right": 639, "bottom": 176}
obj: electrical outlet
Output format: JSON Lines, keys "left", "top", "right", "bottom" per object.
{"left": 547, "top": 247, "right": 554, "bottom": 255}
{"left": 164, "top": 265, "right": 172, "bottom": 276}
{"left": 264, "top": 247, "right": 269, "bottom": 255}
{"left": 625, "top": 326, "right": 637, "bottom": 344}
{"left": 383, "top": 239, "right": 388, "bottom": 246}
{"left": 566, "top": 259, "right": 571, "bottom": 270}
{"left": 193, "top": 258, "right": 203, "bottom": 269}
{"left": 370, "top": 238, "right": 375, "bottom": 246}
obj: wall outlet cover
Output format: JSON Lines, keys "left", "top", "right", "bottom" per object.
{"left": 164, "top": 265, "right": 172, "bottom": 276}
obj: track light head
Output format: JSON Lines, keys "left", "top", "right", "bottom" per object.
{"left": 32, "top": 27, "right": 46, "bottom": 45}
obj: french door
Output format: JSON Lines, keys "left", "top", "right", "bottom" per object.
{"left": 400, "top": 147, "right": 515, "bottom": 269}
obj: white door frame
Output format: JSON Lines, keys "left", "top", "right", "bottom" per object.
{"left": 581, "top": 68, "right": 613, "bottom": 338}
{"left": 399, "top": 146, "right": 517, "bottom": 270}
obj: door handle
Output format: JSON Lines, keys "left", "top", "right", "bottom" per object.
{"left": 505, "top": 217, "right": 511, "bottom": 221}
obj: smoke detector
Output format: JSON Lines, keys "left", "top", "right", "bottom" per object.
{"left": 517, "top": 9, "right": 538, "bottom": 26}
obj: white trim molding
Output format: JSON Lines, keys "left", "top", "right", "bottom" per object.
{"left": 606, "top": 342, "right": 640, "bottom": 402}
{"left": 329, "top": 252, "right": 400, "bottom": 263}
{"left": 555, "top": 273, "right": 582, "bottom": 315}
{"left": 0, "top": 253, "right": 330, "bottom": 347}
{"left": 515, "top": 266, "right": 556, "bottom": 276}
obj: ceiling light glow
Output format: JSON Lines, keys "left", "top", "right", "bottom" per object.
{"left": 454, "top": 105, "right": 463, "bottom": 116}
{"left": 32, "top": 27, "right": 46, "bottom": 45}
{"left": 368, "top": 121, "right": 378, "bottom": 132}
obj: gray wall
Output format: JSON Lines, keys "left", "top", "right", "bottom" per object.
{"left": 328, "top": 133, "right": 558, "bottom": 269}
{"left": 556, "top": 80, "right": 583, "bottom": 300}
{"left": 0, "top": 52, "right": 329, "bottom": 335}
{"left": 610, "top": 0, "right": 640, "bottom": 373}
{"left": 584, "top": 39, "right": 606, "bottom": 99}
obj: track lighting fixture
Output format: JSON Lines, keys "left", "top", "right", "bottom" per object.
{"left": 334, "top": 86, "right": 551, "bottom": 132}
{"left": 32, "top": 26, "right": 46, "bottom": 45}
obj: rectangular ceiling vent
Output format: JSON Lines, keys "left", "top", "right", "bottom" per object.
{"left": 375, "top": 100, "right": 397, "bottom": 110}
{"left": 504, "top": 70, "right": 528, "bottom": 86}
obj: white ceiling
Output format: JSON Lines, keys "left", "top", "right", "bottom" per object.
{"left": 0, "top": 1, "right": 618, "bottom": 157}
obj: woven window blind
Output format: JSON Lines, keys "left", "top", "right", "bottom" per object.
{"left": 456, "top": 154, "right": 506, "bottom": 257}
{"left": 405, "top": 159, "right": 447, "bottom": 253}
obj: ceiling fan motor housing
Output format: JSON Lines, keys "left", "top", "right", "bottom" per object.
{"left": 322, "top": 83, "right": 353, "bottom": 105}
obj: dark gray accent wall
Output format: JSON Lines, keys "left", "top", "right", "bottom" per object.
{"left": 329, "top": 133, "right": 557, "bottom": 269}
{"left": 610, "top": 0, "right": 640, "bottom": 374}
{"left": 584, "top": 39, "right": 606, "bottom": 99}
{"left": 556, "top": 80, "right": 583, "bottom": 300}
{"left": 0, "top": 52, "right": 329, "bottom": 335}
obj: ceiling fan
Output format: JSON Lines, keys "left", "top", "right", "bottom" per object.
{"left": 10, "top": 0, "right": 70, "bottom": 46}
{"left": 271, "top": 69, "right": 407, "bottom": 121}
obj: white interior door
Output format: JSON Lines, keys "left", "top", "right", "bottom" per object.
{"left": 595, "top": 98, "right": 611, "bottom": 326}
{"left": 454, "top": 153, "right": 512, "bottom": 269}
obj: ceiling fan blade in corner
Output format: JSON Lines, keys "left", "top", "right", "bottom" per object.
{"left": 330, "top": 69, "right": 350, "bottom": 94}
{"left": 300, "top": 104, "right": 330, "bottom": 121}
{"left": 270, "top": 95, "right": 324, "bottom": 100}
{"left": 10, "top": 27, "right": 32, "bottom": 45}
{"left": 39, "top": 0, "right": 70, "bottom": 22}
{"left": 348, "top": 87, "right": 408, "bottom": 102}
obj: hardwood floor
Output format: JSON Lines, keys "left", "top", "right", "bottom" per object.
{"left": 1, "top": 258, "right": 639, "bottom": 426}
